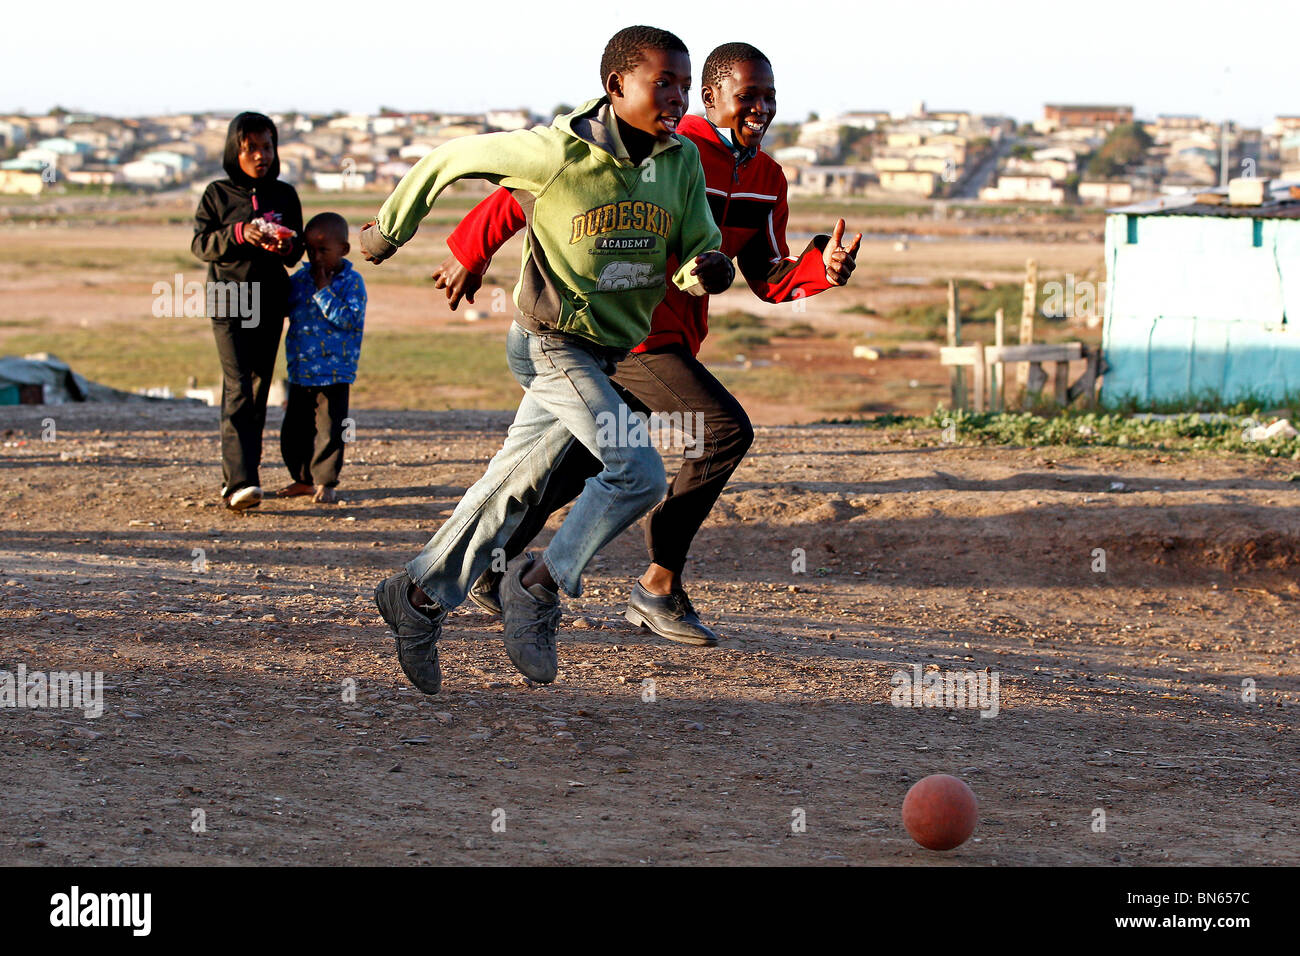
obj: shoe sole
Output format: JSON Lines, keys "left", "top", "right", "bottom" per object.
{"left": 374, "top": 580, "right": 392, "bottom": 628}
{"left": 625, "top": 607, "right": 718, "bottom": 646}
{"left": 467, "top": 589, "right": 503, "bottom": 617}
{"left": 228, "top": 491, "right": 262, "bottom": 511}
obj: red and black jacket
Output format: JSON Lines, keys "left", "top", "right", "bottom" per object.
{"left": 447, "top": 113, "right": 833, "bottom": 356}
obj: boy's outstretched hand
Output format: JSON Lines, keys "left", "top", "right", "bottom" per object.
{"left": 359, "top": 220, "right": 396, "bottom": 264}
{"left": 431, "top": 256, "right": 483, "bottom": 311}
{"left": 691, "top": 251, "right": 735, "bottom": 295}
{"left": 823, "top": 218, "right": 862, "bottom": 286}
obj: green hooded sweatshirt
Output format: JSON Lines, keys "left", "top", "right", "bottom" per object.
{"left": 369, "top": 98, "right": 723, "bottom": 350}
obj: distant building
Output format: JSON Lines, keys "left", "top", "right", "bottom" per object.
{"left": 278, "top": 142, "right": 321, "bottom": 168}
{"left": 771, "top": 145, "right": 818, "bottom": 166}
{"left": 1078, "top": 180, "right": 1133, "bottom": 205}
{"left": 374, "top": 160, "right": 414, "bottom": 185}
{"left": 872, "top": 154, "right": 911, "bottom": 173}
{"left": 373, "top": 133, "right": 406, "bottom": 153}
{"left": 1101, "top": 180, "right": 1300, "bottom": 406}
{"left": 30, "top": 115, "right": 64, "bottom": 137}
{"left": 879, "top": 168, "right": 938, "bottom": 197}
{"left": 327, "top": 114, "right": 373, "bottom": 133}
{"left": 15, "top": 147, "right": 65, "bottom": 171}
{"left": 796, "top": 119, "right": 844, "bottom": 162}
{"left": 302, "top": 129, "right": 346, "bottom": 155}
{"left": 139, "top": 150, "right": 194, "bottom": 177}
{"left": 398, "top": 141, "right": 438, "bottom": 161}
{"left": 1271, "top": 116, "right": 1300, "bottom": 136}
{"left": 886, "top": 131, "right": 923, "bottom": 149}
{"left": 928, "top": 110, "right": 972, "bottom": 128}
{"left": 980, "top": 174, "right": 1065, "bottom": 204}
{"left": 1004, "top": 156, "right": 1074, "bottom": 182}
{"left": 839, "top": 111, "right": 890, "bottom": 130}
{"left": 313, "top": 170, "right": 368, "bottom": 191}
{"left": 371, "top": 115, "right": 410, "bottom": 136}
{"left": 0, "top": 168, "right": 46, "bottom": 195}
{"left": 486, "top": 109, "right": 535, "bottom": 131}
{"left": 1155, "top": 114, "right": 1202, "bottom": 131}
{"left": 1042, "top": 104, "right": 1134, "bottom": 132}
{"left": 148, "top": 114, "right": 198, "bottom": 135}
{"left": 65, "top": 167, "right": 123, "bottom": 186}
{"left": 0, "top": 119, "right": 28, "bottom": 149}
{"left": 35, "top": 137, "right": 92, "bottom": 157}
{"left": 795, "top": 165, "right": 868, "bottom": 197}
{"left": 121, "top": 160, "right": 175, "bottom": 186}
{"left": 1033, "top": 145, "right": 1080, "bottom": 165}
{"left": 437, "top": 121, "right": 487, "bottom": 139}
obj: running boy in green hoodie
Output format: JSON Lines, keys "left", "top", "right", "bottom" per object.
{"left": 367, "top": 25, "right": 733, "bottom": 694}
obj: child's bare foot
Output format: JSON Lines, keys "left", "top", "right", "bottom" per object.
{"left": 276, "top": 482, "right": 314, "bottom": 498}
{"left": 313, "top": 485, "right": 337, "bottom": 504}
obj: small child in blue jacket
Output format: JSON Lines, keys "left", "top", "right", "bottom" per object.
{"left": 278, "top": 212, "right": 366, "bottom": 504}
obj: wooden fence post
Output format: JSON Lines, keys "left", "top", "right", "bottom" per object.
{"left": 1016, "top": 259, "right": 1038, "bottom": 395}
{"left": 947, "top": 280, "right": 964, "bottom": 409}
{"left": 992, "top": 307, "right": 1005, "bottom": 412}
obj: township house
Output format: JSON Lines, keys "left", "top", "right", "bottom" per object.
{"left": 1101, "top": 179, "right": 1300, "bottom": 406}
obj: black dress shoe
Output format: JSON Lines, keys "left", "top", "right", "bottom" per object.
{"left": 624, "top": 582, "right": 718, "bottom": 646}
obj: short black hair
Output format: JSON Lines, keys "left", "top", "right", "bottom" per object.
{"left": 702, "top": 42, "right": 771, "bottom": 88}
{"left": 234, "top": 111, "right": 276, "bottom": 145}
{"left": 305, "top": 212, "right": 349, "bottom": 243}
{"left": 600, "top": 25, "right": 688, "bottom": 85}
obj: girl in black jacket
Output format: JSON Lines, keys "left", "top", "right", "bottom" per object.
{"left": 192, "top": 112, "right": 303, "bottom": 509}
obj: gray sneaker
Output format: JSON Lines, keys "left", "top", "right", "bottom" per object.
{"left": 500, "top": 555, "right": 561, "bottom": 683}
{"left": 374, "top": 571, "right": 446, "bottom": 694}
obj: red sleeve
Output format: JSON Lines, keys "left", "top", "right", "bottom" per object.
{"left": 445, "top": 186, "right": 527, "bottom": 275}
{"left": 736, "top": 175, "right": 834, "bottom": 303}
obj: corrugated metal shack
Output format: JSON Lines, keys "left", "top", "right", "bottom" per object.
{"left": 1101, "top": 180, "right": 1300, "bottom": 406}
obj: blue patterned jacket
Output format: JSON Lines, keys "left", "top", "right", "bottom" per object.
{"left": 285, "top": 258, "right": 366, "bottom": 386}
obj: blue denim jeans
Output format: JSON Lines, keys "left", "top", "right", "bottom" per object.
{"left": 406, "top": 322, "right": 667, "bottom": 606}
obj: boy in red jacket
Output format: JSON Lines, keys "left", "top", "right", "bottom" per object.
{"left": 436, "top": 42, "right": 860, "bottom": 645}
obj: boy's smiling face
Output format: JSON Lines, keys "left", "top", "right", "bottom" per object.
{"left": 238, "top": 129, "right": 275, "bottom": 179}
{"left": 607, "top": 47, "right": 691, "bottom": 142}
{"left": 703, "top": 58, "right": 776, "bottom": 151}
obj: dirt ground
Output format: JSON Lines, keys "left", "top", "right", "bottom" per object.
{"left": 1, "top": 402, "right": 1296, "bottom": 865}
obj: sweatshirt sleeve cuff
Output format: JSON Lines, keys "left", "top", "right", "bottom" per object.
{"left": 446, "top": 233, "right": 489, "bottom": 275}
{"left": 234, "top": 222, "right": 245, "bottom": 244}
{"left": 360, "top": 221, "right": 398, "bottom": 263}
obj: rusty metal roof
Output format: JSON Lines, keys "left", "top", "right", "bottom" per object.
{"left": 1109, "top": 180, "right": 1300, "bottom": 218}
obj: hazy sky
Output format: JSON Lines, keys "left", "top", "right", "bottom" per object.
{"left": 4, "top": 0, "right": 1295, "bottom": 126}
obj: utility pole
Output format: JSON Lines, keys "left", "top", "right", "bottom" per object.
{"left": 1220, "top": 119, "right": 1230, "bottom": 188}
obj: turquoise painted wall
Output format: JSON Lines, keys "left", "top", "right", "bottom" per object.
{"left": 1101, "top": 212, "right": 1300, "bottom": 406}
